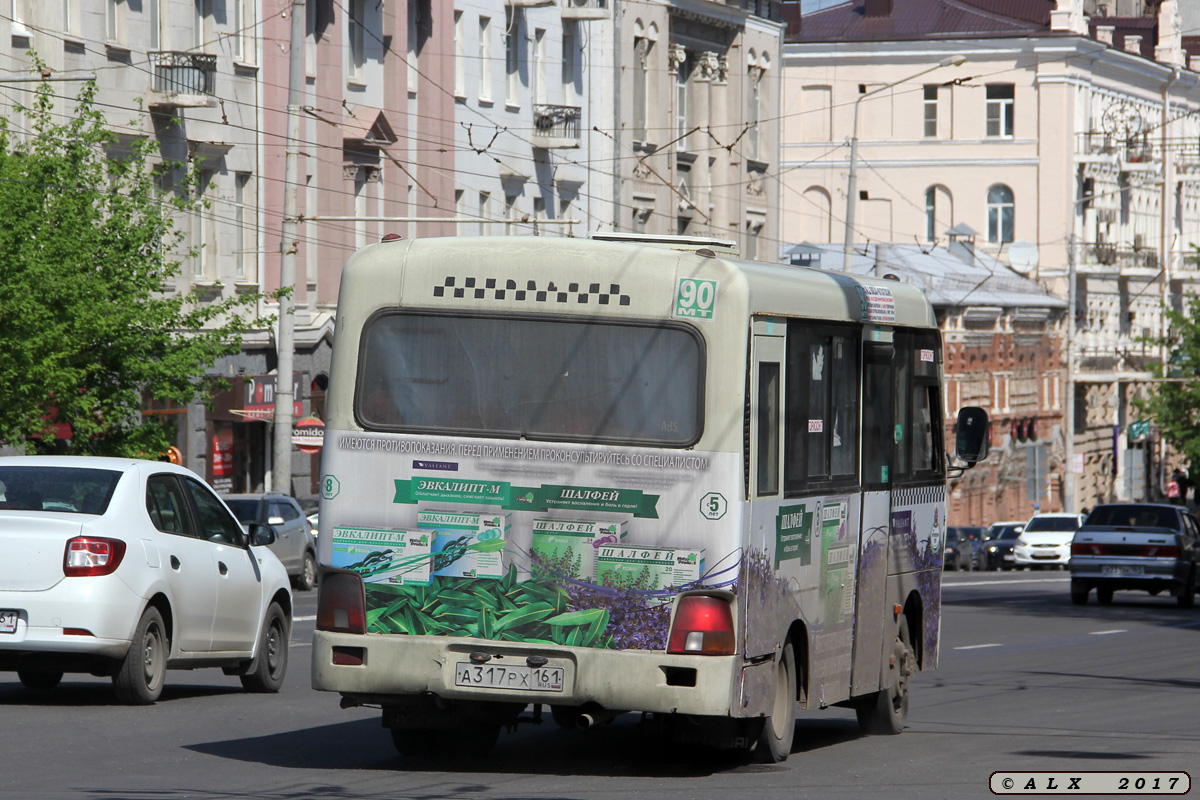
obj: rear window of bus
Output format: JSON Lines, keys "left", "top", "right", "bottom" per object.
{"left": 355, "top": 312, "right": 704, "bottom": 446}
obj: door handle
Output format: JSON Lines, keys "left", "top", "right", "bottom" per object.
{"left": 218, "top": 561, "right": 228, "bottom": 575}
{"left": 170, "top": 556, "right": 181, "bottom": 570}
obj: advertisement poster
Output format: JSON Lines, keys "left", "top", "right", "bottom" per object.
{"left": 320, "top": 432, "right": 743, "bottom": 650}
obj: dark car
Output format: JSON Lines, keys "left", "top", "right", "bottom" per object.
{"left": 943, "top": 528, "right": 975, "bottom": 572}
{"left": 957, "top": 526, "right": 987, "bottom": 570}
{"left": 223, "top": 492, "right": 317, "bottom": 590}
{"left": 982, "top": 521, "right": 1025, "bottom": 570}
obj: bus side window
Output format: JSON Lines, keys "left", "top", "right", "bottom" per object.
{"left": 862, "top": 344, "right": 894, "bottom": 489}
{"left": 757, "top": 362, "right": 780, "bottom": 495}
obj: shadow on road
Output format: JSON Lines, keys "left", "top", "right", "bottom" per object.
{"left": 182, "top": 713, "right": 866, "bottom": 777}
{"left": 0, "top": 679, "right": 243, "bottom": 707}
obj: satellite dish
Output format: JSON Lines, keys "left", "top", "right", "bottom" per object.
{"left": 1008, "top": 240, "right": 1039, "bottom": 275}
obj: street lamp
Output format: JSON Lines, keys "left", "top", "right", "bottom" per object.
{"left": 842, "top": 54, "right": 966, "bottom": 270}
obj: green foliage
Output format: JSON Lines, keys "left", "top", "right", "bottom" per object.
{"left": 0, "top": 73, "right": 264, "bottom": 456}
{"left": 1136, "top": 290, "right": 1200, "bottom": 469}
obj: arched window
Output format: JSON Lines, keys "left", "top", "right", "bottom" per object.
{"left": 987, "top": 184, "right": 1014, "bottom": 244}
{"left": 801, "top": 186, "right": 832, "bottom": 243}
{"left": 925, "top": 185, "right": 952, "bottom": 242}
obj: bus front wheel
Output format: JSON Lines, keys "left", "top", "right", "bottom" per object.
{"left": 755, "top": 640, "right": 797, "bottom": 762}
{"left": 856, "top": 615, "right": 913, "bottom": 735}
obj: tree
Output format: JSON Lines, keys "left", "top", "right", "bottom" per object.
{"left": 1137, "top": 290, "right": 1200, "bottom": 470}
{"left": 0, "top": 77, "right": 265, "bottom": 456}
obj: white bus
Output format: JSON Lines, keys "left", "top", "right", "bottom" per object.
{"left": 311, "top": 234, "right": 988, "bottom": 761}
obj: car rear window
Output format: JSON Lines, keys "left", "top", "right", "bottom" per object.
{"left": 1024, "top": 516, "right": 1081, "bottom": 532}
{"left": 0, "top": 466, "right": 122, "bottom": 515}
{"left": 1083, "top": 505, "right": 1179, "bottom": 530}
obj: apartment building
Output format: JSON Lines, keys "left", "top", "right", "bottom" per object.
{"left": 781, "top": 0, "right": 1200, "bottom": 515}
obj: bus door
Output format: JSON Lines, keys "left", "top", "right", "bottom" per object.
{"left": 851, "top": 338, "right": 895, "bottom": 695}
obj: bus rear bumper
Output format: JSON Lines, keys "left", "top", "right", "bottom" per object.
{"left": 312, "top": 630, "right": 745, "bottom": 718}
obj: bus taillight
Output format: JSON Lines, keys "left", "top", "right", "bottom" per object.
{"left": 667, "top": 595, "right": 735, "bottom": 655}
{"left": 317, "top": 572, "right": 367, "bottom": 634}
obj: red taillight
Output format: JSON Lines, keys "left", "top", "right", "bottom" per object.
{"left": 667, "top": 595, "right": 735, "bottom": 655}
{"left": 317, "top": 572, "right": 367, "bottom": 634}
{"left": 63, "top": 537, "right": 126, "bottom": 577}
{"left": 1144, "top": 545, "right": 1180, "bottom": 558}
{"left": 1071, "top": 542, "right": 1104, "bottom": 556}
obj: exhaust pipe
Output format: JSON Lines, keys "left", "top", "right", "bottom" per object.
{"left": 575, "top": 705, "right": 624, "bottom": 729}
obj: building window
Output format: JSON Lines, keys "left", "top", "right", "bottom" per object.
{"left": 505, "top": 7, "right": 520, "bottom": 106}
{"left": 193, "top": 0, "right": 208, "bottom": 50}
{"left": 746, "top": 215, "right": 764, "bottom": 261}
{"left": 533, "top": 196, "right": 546, "bottom": 235}
{"left": 504, "top": 193, "right": 519, "bottom": 235}
{"left": 632, "top": 200, "right": 653, "bottom": 233}
{"left": 350, "top": 0, "right": 366, "bottom": 81}
{"left": 234, "top": 173, "right": 251, "bottom": 281}
{"left": 925, "top": 185, "right": 951, "bottom": 242}
{"left": 633, "top": 34, "right": 651, "bottom": 142}
{"left": 923, "top": 84, "right": 938, "bottom": 137}
{"left": 562, "top": 21, "right": 577, "bottom": 102}
{"left": 986, "top": 84, "right": 1014, "bottom": 138}
{"left": 354, "top": 168, "right": 369, "bottom": 250}
{"left": 455, "top": 190, "right": 466, "bottom": 236}
{"left": 479, "top": 16, "right": 492, "bottom": 102}
{"left": 478, "top": 192, "right": 490, "bottom": 236}
{"left": 232, "top": 0, "right": 254, "bottom": 63}
{"left": 532, "top": 27, "right": 546, "bottom": 105}
{"left": 147, "top": 0, "right": 158, "bottom": 49}
{"left": 674, "top": 46, "right": 691, "bottom": 151}
{"left": 106, "top": 0, "right": 122, "bottom": 43}
{"left": 194, "top": 170, "right": 215, "bottom": 278}
{"left": 454, "top": 10, "right": 465, "bottom": 98}
{"left": 747, "top": 65, "right": 763, "bottom": 161}
{"left": 987, "top": 184, "right": 1014, "bottom": 244}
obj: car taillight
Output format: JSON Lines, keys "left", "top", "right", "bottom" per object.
{"left": 1071, "top": 542, "right": 1104, "bottom": 556}
{"left": 667, "top": 595, "right": 735, "bottom": 655}
{"left": 317, "top": 572, "right": 367, "bottom": 634}
{"left": 63, "top": 537, "right": 127, "bottom": 577}
{"left": 1144, "top": 544, "right": 1179, "bottom": 558}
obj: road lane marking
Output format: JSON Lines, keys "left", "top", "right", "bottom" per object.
{"left": 954, "top": 643, "right": 1002, "bottom": 650}
{"left": 1089, "top": 629, "right": 1127, "bottom": 635}
{"left": 294, "top": 615, "right": 316, "bottom": 621}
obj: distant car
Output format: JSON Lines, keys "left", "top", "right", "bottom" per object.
{"left": 943, "top": 528, "right": 975, "bottom": 572}
{"left": 956, "top": 526, "right": 987, "bottom": 570}
{"left": 0, "top": 456, "right": 292, "bottom": 704}
{"left": 1013, "top": 512, "right": 1086, "bottom": 569}
{"left": 223, "top": 493, "right": 317, "bottom": 590}
{"left": 298, "top": 495, "right": 319, "bottom": 531}
{"left": 1070, "top": 503, "right": 1200, "bottom": 607}
{"left": 982, "top": 521, "right": 1025, "bottom": 570}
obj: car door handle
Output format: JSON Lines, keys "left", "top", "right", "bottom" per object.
{"left": 218, "top": 561, "right": 228, "bottom": 575}
{"left": 170, "top": 556, "right": 181, "bottom": 570}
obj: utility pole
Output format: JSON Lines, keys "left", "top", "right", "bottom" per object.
{"left": 273, "top": 0, "right": 305, "bottom": 496}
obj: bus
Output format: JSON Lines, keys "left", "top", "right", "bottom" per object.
{"left": 311, "top": 234, "right": 988, "bottom": 761}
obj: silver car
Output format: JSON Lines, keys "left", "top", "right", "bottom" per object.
{"left": 223, "top": 493, "right": 317, "bottom": 590}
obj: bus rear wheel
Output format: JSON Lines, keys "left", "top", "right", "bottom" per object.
{"left": 857, "top": 615, "right": 913, "bottom": 735}
{"left": 755, "top": 641, "right": 797, "bottom": 762}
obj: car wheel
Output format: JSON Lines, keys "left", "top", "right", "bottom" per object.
{"left": 241, "top": 602, "right": 290, "bottom": 693}
{"left": 857, "top": 616, "right": 913, "bottom": 735}
{"left": 1070, "top": 580, "right": 1089, "bottom": 605}
{"left": 755, "top": 640, "right": 797, "bottom": 762}
{"left": 113, "top": 606, "right": 168, "bottom": 705}
{"left": 1177, "top": 568, "right": 1195, "bottom": 609}
{"left": 1096, "top": 586, "right": 1114, "bottom": 605}
{"left": 18, "top": 670, "right": 63, "bottom": 691}
{"left": 294, "top": 551, "right": 317, "bottom": 592}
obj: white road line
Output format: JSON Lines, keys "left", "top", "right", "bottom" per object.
{"left": 954, "top": 643, "right": 1002, "bottom": 650}
{"left": 1089, "top": 629, "right": 1127, "bottom": 635}
{"left": 294, "top": 615, "right": 316, "bottom": 621}
{"left": 942, "top": 580, "right": 1070, "bottom": 588}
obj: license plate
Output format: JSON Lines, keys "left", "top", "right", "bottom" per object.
{"left": 454, "top": 662, "right": 564, "bottom": 692}
{"left": 0, "top": 610, "right": 18, "bottom": 634}
{"left": 1102, "top": 565, "right": 1144, "bottom": 577}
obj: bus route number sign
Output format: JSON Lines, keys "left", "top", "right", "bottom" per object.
{"left": 675, "top": 278, "right": 717, "bottom": 321}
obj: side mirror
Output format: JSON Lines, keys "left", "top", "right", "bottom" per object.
{"left": 248, "top": 522, "right": 277, "bottom": 547}
{"left": 955, "top": 407, "right": 990, "bottom": 466}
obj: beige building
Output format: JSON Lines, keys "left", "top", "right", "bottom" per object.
{"left": 781, "top": 0, "right": 1200, "bottom": 514}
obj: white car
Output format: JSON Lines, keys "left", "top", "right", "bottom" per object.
{"left": 0, "top": 456, "right": 293, "bottom": 704}
{"left": 1012, "top": 512, "right": 1087, "bottom": 569}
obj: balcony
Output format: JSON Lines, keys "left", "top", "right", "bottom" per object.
{"left": 1088, "top": 244, "right": 1158, "bottom": 271}
{"left": 532, "top": 104, "right": 581, "bottom": 149}
{"left": 148, "top": 51, "right": 217, "bottom": 109}
{"left": 561, "top": 0, "right": 609, "bottom": 19}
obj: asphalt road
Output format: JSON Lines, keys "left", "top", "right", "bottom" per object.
{"left": 3, "top": 572, "right": 1198, "bottom": 800}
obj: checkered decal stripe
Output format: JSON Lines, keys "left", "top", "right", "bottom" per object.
{"left": 893, "top": 484, "right": 945, "bottom": 507}
{"left": 433, "top": 277, "right": 631, "bottom": 306}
